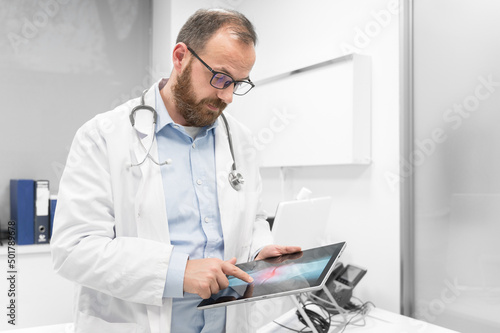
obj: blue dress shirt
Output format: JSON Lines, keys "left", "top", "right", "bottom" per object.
{"left": 155, "top": 84, "right": 226, "bottom": 332}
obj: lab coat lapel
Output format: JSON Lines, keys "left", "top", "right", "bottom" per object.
{"left": 131, "top": 84, "right": 170, "bottom": 244}
{"left": 130, "top": 87, "right": 156, "bottom": 168}
{"left": 215, "top": 116, "right": 240, "bottom": 260}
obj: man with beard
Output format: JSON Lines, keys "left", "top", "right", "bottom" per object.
{"left": 51, "top": 8, "right": 300, "bottom": 333}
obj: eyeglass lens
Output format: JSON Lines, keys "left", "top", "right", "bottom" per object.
{"left": 212, "top": 73, "right": 233, "bottom": 89}
{"left": 210, "top": 74, "right": 252, "bottom": 95}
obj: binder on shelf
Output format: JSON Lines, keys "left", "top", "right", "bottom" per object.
{"left": 50, "top": 195, "right": 57, "bottom": 238}
{"left": 34, "top": 180, "right": 50, "bottom": 244}
{"left": 10, "top": 179, "right": 35, "bottom": 245}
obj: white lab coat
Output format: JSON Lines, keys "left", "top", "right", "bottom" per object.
{"left": 50, "top": 80, "right": 274, "bottom": 333}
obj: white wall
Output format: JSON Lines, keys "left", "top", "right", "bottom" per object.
{"left": 154, "top": 0, "right": 402, "bottom": 320}
{"left": 241, "top": 0, "right": 402, "bottom": 314}
{"left": 0, "top": 0, "right": 151, "bottom": 228}
{"left": 0, "top": 0, "right": 151, "bottom": 328}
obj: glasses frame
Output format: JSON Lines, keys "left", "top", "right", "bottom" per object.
{"left": 187, "top": 46, "right": 255, "bottom": 96}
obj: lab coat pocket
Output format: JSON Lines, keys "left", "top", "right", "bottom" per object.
{"left": 76, "top": 312, "right": 146, "bottom": 333}
{"left": 75, "top": 287, "right": 149, "bottom": 333}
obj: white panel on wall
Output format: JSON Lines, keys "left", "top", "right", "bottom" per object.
{"left": 229, "top": 53, "right": 371, "bottom": 167}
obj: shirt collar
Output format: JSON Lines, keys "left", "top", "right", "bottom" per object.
{"left": 154, "top": 79, "right": 219, "bottom": 136}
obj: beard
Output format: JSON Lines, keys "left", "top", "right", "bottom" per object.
{"left": 172, "top": 60, "right": 227, "bottom": 127}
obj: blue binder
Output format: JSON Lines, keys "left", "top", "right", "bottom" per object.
{"left": 34, "top": 180, "right": 50, "bottom": 244}
{"left": 10, "top": 179, "right": 35, "bottom": 245}
{"left": 50, "top": 196, "right": 57, "bottom": 239}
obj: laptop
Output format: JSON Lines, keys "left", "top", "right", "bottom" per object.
{"left": 271, "top": 196, "right": 333, "bottom": 250}
{"left": 197, "top": 241, "right": 346, "bottom": 309}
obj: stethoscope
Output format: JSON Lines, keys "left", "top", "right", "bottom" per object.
{"left": 129, "top": 89, "right": 245, "bottom": 191}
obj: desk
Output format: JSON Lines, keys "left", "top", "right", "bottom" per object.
{"left": 1, "top": 308, "right": 457, "bottom": 333}
{"left": 2, "top": 323, "right": 73, "bottom": 333}
{"left": 2, "top": 308, "right": 460, "bottom": 333}
{"left": 0, "top": 244, "right": 74, "bottom": 330}
{"left": 258, "top": 307, "right": 461, "bottom": 333}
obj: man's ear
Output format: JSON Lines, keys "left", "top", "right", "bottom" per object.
{"left": 172, "top": 43, "right": 189, "bottom": 73}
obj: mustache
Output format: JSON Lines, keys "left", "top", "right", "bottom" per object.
{"left": 201, "top": 97, "right": 227, "bottom": 110}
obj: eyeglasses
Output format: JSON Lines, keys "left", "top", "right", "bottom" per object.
{"left": 187, "top": 46, "right": 255, "bottom": 96}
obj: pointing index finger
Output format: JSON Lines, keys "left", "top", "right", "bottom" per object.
{"left": 222, "top": 261, "right": 254, "bottom": 283}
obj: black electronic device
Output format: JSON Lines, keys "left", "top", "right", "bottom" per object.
{"left": 336, "top": 264, "right": 367, "bottom": 288}
{"left": 314, "top": 263, "right": 367, "bottom": 309}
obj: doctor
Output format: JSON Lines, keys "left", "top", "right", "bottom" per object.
{"left": 51, "top": 8, "right": 300, "bottom": 333}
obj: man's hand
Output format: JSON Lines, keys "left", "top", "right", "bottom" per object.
{"left": 255, "top": 245, "right": 302, "bottom": 261}
{"left": 183, "top": 257, "right": 253, "bottom": 299}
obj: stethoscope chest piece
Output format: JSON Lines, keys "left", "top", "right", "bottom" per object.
{"left": 221, "top": 113, "right": 245, "bottom": 192}
{"left": 228, "top": 170, "right": 244, "bottom": 191}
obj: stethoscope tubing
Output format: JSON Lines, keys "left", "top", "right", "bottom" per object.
{"left": 129, "top": 88, "right": 244, "bottom": 191}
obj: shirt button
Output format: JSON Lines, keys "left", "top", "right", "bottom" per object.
{"left": 192, "top": 143, "right": 196, "bottom": 148}
{"left": 204, "top": 217, "right": 210, "bottom": 223}
{"left": 196, "top": 179, "right": 202, "bottom": 185}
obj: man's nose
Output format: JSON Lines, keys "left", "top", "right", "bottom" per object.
{"left": 217, "top": 85, "right": 234, "bottom": 105}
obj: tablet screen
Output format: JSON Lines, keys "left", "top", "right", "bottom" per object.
{"left": 197, "top": 242, "right": 346, "bottom": 309}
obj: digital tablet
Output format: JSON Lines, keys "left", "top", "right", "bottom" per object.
{"left": 197, "top": 241, "right": 346, "bottom": 309}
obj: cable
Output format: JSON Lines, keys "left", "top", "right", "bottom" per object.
{"left": 336, "top": 301, "right": 375, "bottom": 333}
{"left": 273, "top": 295, "right": 376, "bottom": 333}
{"left": 309, "top": 293, "right": 375, "bottom": 332}
{"left": 295, "top": 307, "right": 330, "bottom": 333}
{"left": 273, "top": 301, "right": 331, "bottom": 333}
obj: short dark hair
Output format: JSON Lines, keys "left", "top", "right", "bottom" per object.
{"left": 176, "top": 9, "right": 257, "bottom": 53}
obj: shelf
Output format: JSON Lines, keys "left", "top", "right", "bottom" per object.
{"left": 0, "top": 243, "right": 51, "bottom": 256}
